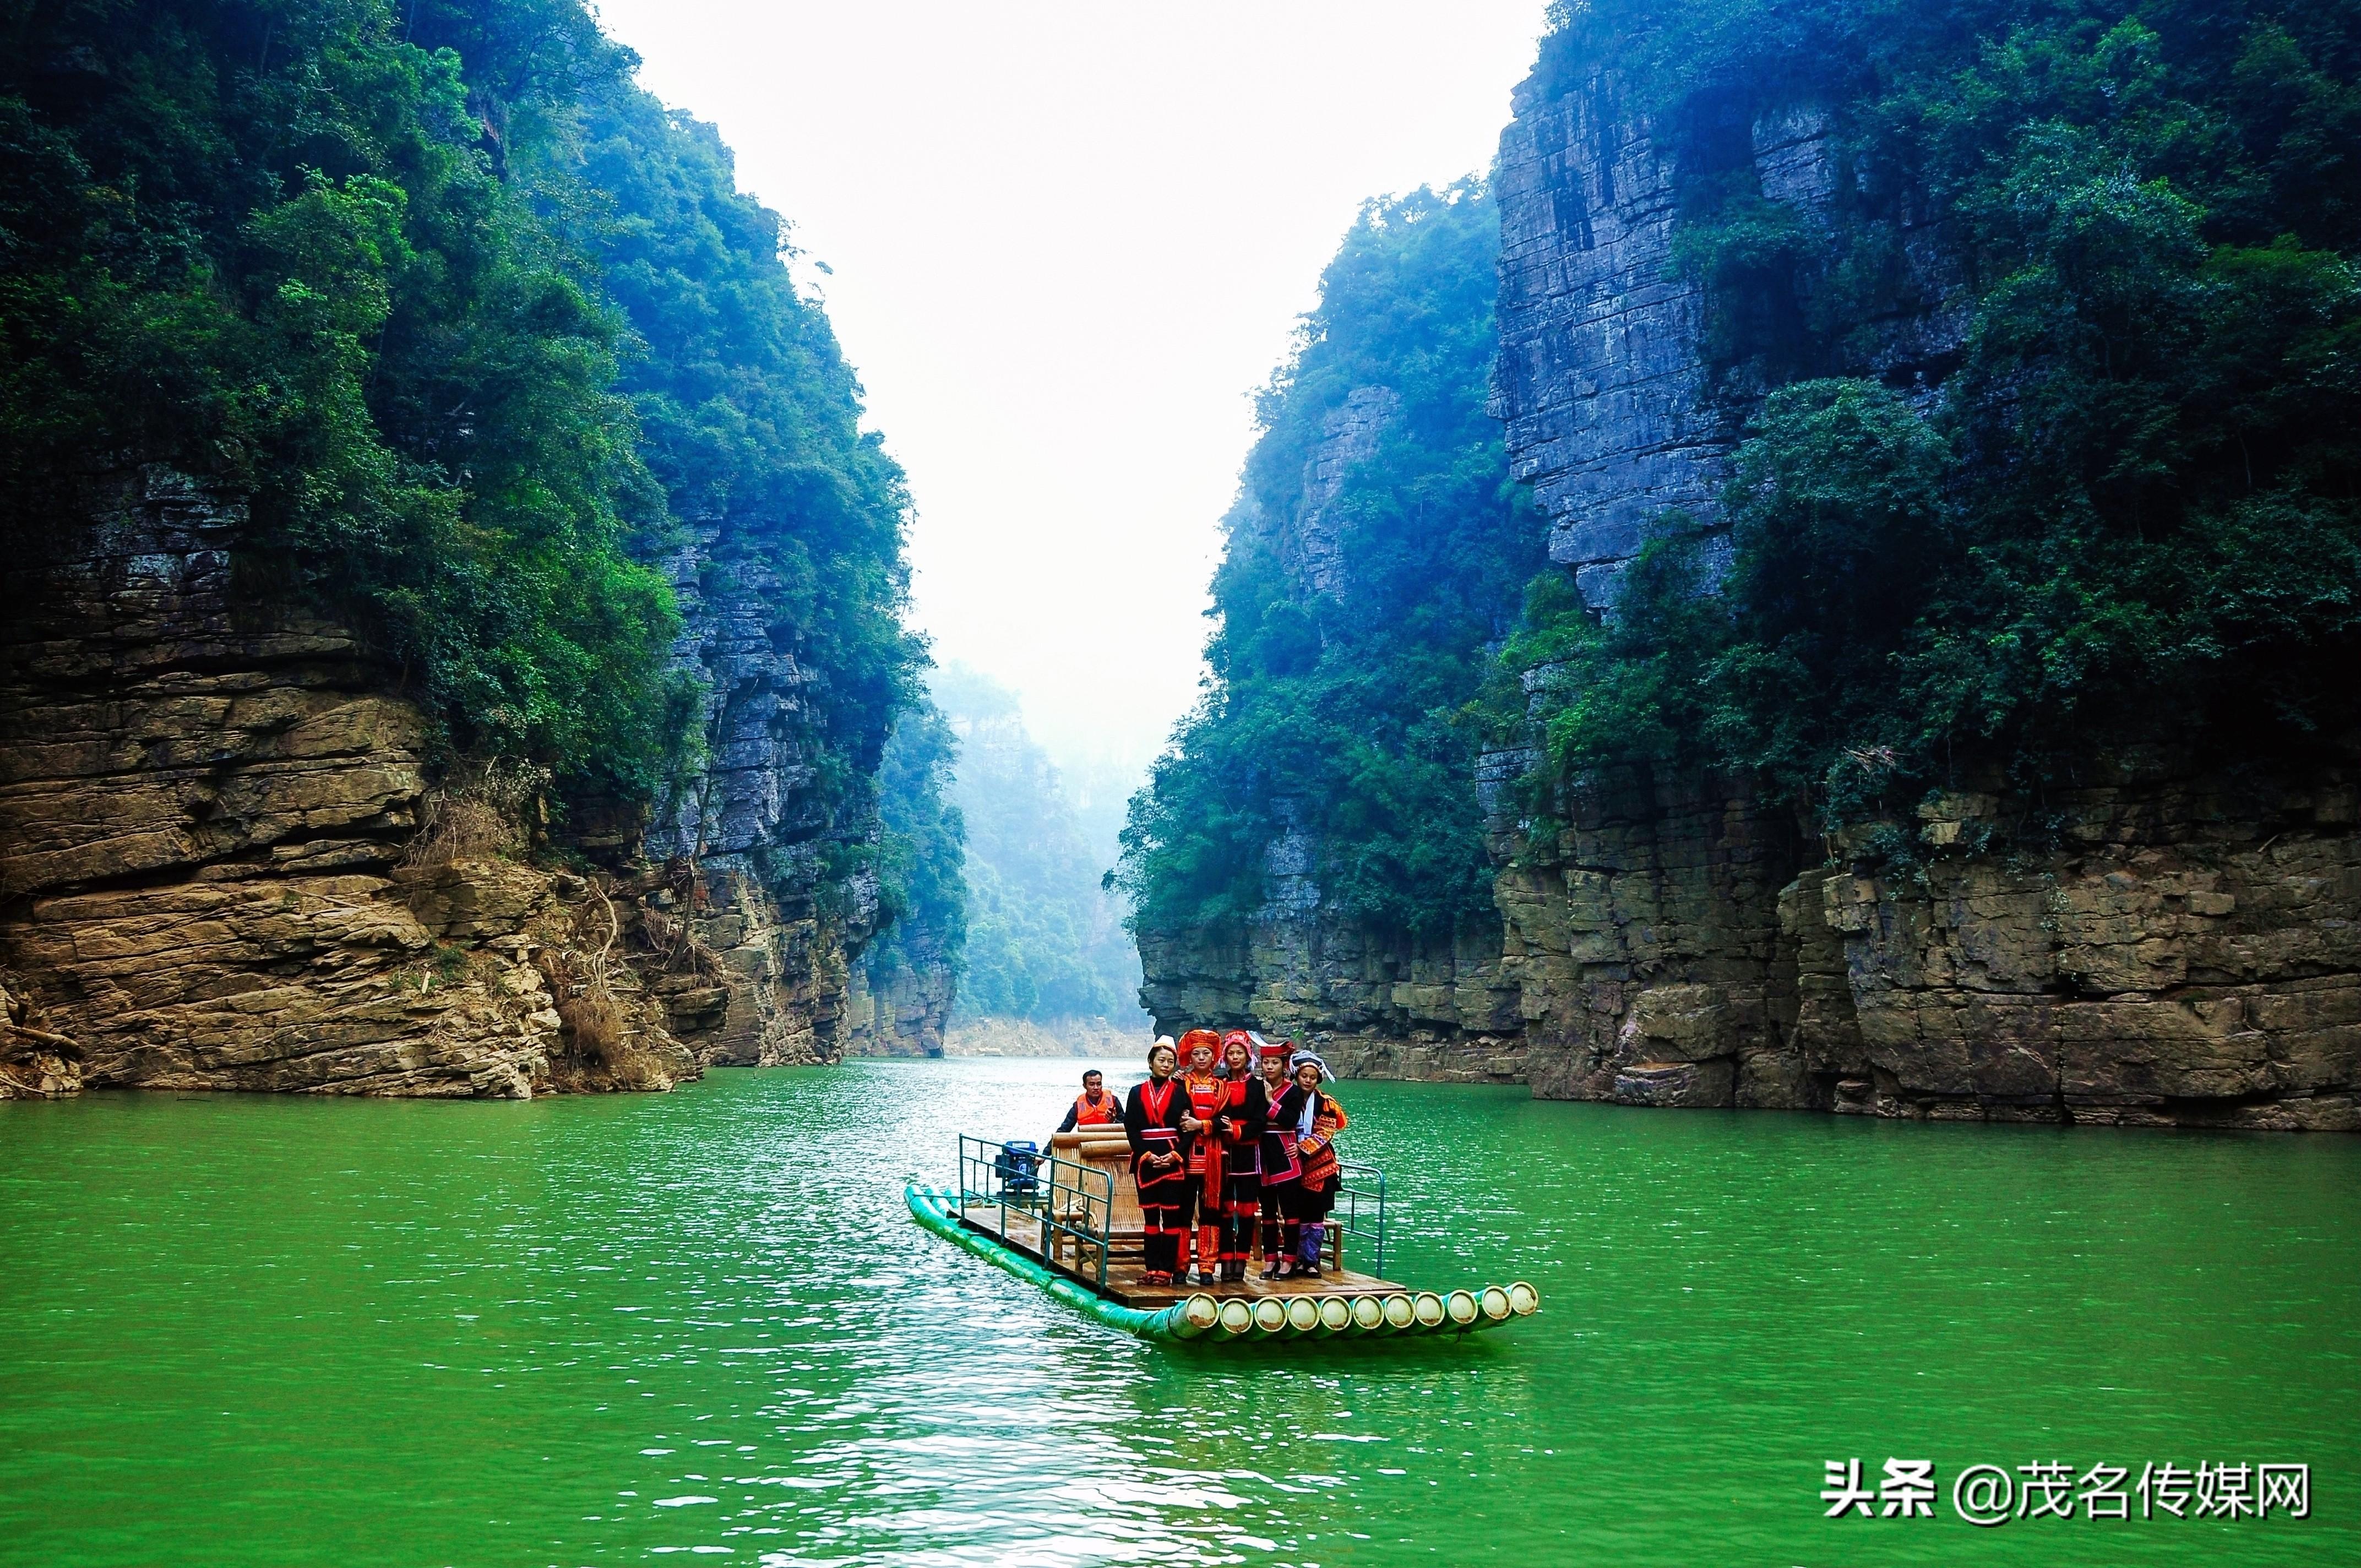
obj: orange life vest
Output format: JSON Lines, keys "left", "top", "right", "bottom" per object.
{"left": 1070, "top": 1090, "right": 1119, "bottom": 1126}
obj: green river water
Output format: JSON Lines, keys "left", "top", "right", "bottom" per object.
{"left": 2, "top": 1058, "right": 2354, "bottom": 1567}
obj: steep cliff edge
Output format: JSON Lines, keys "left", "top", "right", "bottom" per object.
{"left": 1134, "top": 2, "right": 2360, "bottom": 1128}
{"left": 1482, "top": 4, "right": 2361, "bottom": 1127}
{"left": 0, "top": 473, "right": 700, "bottom": 1095}
{"left": 1123, "top": 187, "right": 1539, "bottom": 1081}
{"left": 0, "top": 1, "right": 933, "bottom": 1090}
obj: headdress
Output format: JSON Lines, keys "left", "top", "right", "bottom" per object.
{"left": 1178, "top": 1027, "right": 1221, "bottom": 1059}
{"left": 1290, "top": 1048, "right": 1335, "bottom": 1082}
{"left": 1147, "top": 1035, "right": 1177, "bottom": 1065}
{"left": 1256, "top": 1039, "right": 1290, "bottom": 1062}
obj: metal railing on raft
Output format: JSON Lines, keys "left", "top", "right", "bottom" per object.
{"left": 1331, "top": 1161, "right": 1387, "bottom": 1280}
{"left": 956, "top": 1134, "right": 1118, "bottom": 1291}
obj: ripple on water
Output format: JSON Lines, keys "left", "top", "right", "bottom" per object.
{"left": 1, "top": 1059, "right": 2357, "bottom": 1566}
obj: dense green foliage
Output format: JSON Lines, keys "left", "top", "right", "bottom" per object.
{"left": 1, "top": 0, "right": 916, "bottom": 805}
{"left": 864, "top": 698, "right": 967, "bottom": 999}
{"left": 1516, "top": 0, "right": 2361, "bottom": 837}
{"left": 1119, "top": 185, "right": 1545, "bottom": 935}
{"left": 937, "top": 668, "right": 1141, "bottom": 1022}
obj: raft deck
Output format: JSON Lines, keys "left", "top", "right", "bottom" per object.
{"left": 953, "top": 1201, "right": 1404, "bottom": 1308}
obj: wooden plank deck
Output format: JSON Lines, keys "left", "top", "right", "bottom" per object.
{"left": 954, "top": 1204, "right": 1401, "bottom": 1309}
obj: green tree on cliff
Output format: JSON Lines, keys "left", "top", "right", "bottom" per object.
{"left": 1120, "top": 184, "right": 1546, "bottom": 935}
{"left": 1513, "top": 0, "right": 2361, "bottom": 840}
{"left": 0, "top": 0, "right": 919, "bottom": 814}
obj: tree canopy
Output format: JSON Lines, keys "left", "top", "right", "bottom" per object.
{"left": 1119, "top": 183, "right": 1545, "bottom": 937}
{"left": 1, "top": 0, "right": 918, "bottom": 812}
{"left": 1512, "top": 0, "right": 2361, "bottom": 843}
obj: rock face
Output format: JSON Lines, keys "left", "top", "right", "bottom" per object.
{"left": 633, "top": 524, "right": 886, "bottom": 1068}
{"left": 843, "top": 928, "right": 956, "bottom": 1059}
{"left": 1136, "top": 794, "right": 1527, "bottom": 1084}
{"left": 1135, "top": 393, "right": 1527, "bottom": 1085}
{"left": 1496, "top": 758, "right": 2360, "bottom": 1129}
{"left": 0, "top": 471, "right": 882, "bottom": 1095}
{"left": 1138, "top": 59, "right": 2361, "bottom": 1129}
{"left": 1493, "top": 70, "right": 1957, "bottom": 608}
{"left": 1475, "top": 61, "right": 2360, "bottom": 1128}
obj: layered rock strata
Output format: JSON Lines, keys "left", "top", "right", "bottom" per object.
{"left": 1136, "top": 791, "right": 1527, "bottom": 1085}
{"left": 843, "top": 928, "right": 956, "bottom": 1058}
{"left": 1139, "top": 61, "right": 2361, "bottom": 1128}
{"left": 0, "top": 472, "right": 884, "bottom": 1094}
{"left": 635, "top": 522, "right": 889, "bottom": 1065}
{"left": 1498, "top": 759, "right": 2360, "bottom": 1129}
{"left": 1492, "top": 70, "right": 1958, "bottom": 607}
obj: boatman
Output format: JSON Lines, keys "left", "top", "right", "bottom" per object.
{"left": 1054, "top": 1069, "right": 1122, "bottom": 1133}
{"left": 1122, "top": 1037, "right": 1191, "bottom": 1286}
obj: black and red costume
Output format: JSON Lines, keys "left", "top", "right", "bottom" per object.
{"left": 1255, "top": 1052, "right": 1302, "bottom": 1273}
{"left": 1274, "top": 1078, "right": 1348, "bottom": 1273}
{"left": 1123, "top": 1070, "right": 1193, "bottom": 1283}
{"left": 1211, "top": 1063, "right": 1268, "bottom": 1282}
{"left": 1178, "top": 1061, "right": 1229, "bottom": 1280}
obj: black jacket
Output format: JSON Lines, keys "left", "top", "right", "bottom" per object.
{"left": 1122, "top": 1075, "right": 1190, "bottom": 1188}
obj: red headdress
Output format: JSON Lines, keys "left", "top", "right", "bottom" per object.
{"left": 1257, "top": 1039, "right": 1290, "bottom": 1061}
{"left": 1220, "top": 1030, "right": 1253, "bottom": 1055}
{"left": 1177, "top": 1028, "right": 1221, "bottom": 1060}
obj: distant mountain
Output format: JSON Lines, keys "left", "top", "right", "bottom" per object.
{"left": 933, "top": 666, "right": 1150, "bottom": 1039}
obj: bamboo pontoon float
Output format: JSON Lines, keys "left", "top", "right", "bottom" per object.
{"left": 906, "top": 1132, "right": 1539, "bottom": 1343}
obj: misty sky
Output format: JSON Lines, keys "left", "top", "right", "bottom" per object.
{"left": 592, "top": 1, "right": 1552, "bottom": 780}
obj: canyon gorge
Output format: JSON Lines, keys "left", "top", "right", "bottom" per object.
{"left": 1133, "top": 8, "right": 2361, "bottom": 1129}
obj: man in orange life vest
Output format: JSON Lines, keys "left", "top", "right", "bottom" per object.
{"left": 1054, "top": 1069, "right": 1120, "bottom": 1133}
{"left": 1121, "top": 1038, "right": 1190, "bottom": 1286}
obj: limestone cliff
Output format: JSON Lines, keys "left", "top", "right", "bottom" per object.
{"left": 843, "top": 927, "right": 956, "bottom": 1059}
{"left": 628, "top": 522, "right": 891, "bottom": 1068}
{"left": 1476, "top": 57, "right": 2360, "bottom": 1128}
{"left": 0, "top": 473, "right": 888, "bottom": 1095}
{"left": 1136, "top": 389, "right": 1526, "bottom": 1084}
{"left": 1137, "top": 52, "right": 2360, "bottom": 1130}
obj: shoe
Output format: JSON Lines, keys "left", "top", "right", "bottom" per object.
{"left": 1259, "top": 1262, "right": 1281, "bottom": 1281}
{"left": 1299, "top": 1262, "right": 1322, "bottom": 1278}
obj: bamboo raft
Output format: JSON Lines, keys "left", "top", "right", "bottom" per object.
{"left": 906, "top": 1128, "right": 1540, "bottom": 1343}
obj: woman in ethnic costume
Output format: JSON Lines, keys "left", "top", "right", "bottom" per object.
{"left": 1212, "top": 1032, "right": 1268, "bottom": 1283}
{"left": 1173, "top": 1030, "right": 1228, "bottom": 1286}
{"left": 1122, "top": 1038, "right": 1190, "bottom": 1285}
{"left": 1282, "top": 1054, "right": 1349, "bottom": 1277}
{"left": 1254, "top": 1039, "right": 1303, "bottom": 1278}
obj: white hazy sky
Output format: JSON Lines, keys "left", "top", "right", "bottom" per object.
{"left": 591, "top": 1, "right": 1553, "bottom": 779}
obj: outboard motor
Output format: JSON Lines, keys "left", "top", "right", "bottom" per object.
{"left": 994, "top": 1140, "right": 1041, "bottom": 1200}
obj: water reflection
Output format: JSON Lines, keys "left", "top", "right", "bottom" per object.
{"left": 1, "top": 1057, "right": 2355, "bottom": 1566}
